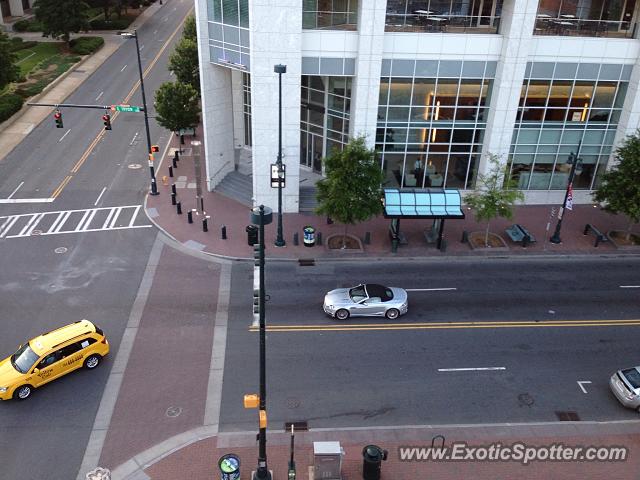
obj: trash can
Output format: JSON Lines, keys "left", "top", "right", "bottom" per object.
{"left": 362, "top": 445, "right": 387, "bottom": 480}
{"left": 218, "top": 454, "right": 240, "bottom": 480}
{"left": 303, "top": 226, "right": 316, "bottom": 247}
{"left": 246, "top": 225, "right": 258, "bottom": 246}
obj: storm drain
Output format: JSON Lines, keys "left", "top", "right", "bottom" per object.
{"left": 555, "top": 411, "right": 580, "bottom": 421}
{"left": 298, "top": 259, "right": 315, "bottom": 266}
{"left": 284, "top": 421, "right": 309, "bottom": 432}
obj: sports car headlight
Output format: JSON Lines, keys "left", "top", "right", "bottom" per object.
{"left": 0, "top": 387, "right": 7, "bottom": 393}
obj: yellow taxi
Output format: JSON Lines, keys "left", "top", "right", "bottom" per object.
{"left": 0, "top": 320, "right": 109, "bottom": 400}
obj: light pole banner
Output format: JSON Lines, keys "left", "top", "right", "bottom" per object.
{"left": 566, "top": 183, "right": 574, "bottom": 211}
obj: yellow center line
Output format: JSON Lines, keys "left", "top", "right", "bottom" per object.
{"left": 248, "top": 318, "right": 640, "bottom": 333}
{"left": 50, "top": 7, "right": 194, "bottom": 198}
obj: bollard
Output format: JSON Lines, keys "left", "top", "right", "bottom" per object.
{"left": 439, "top": 239, "right": 447, "bottom": 252}
{"left": 221, "top": 225, "right": 227, "bottom": 239}
{"left": 316, "top": 231, "right": 322, "bottom": 246}
{"left": 168, "top": 166, "right": 174, "bottom": 178}
{"left": 461, "top": 230, "right": 469, "bottom": 243}
{"left": 171, "top": 192, "right": 177, "bottom": 205}
{"left": 172, "top": 156, "right": 178, "bottom": 168}
{"left": 187, "top": 209, "right": 194, "bottom": 224}
{"left": 174, "top": 150, "right": 180, "bottom": 163}
{"left": 293, "top": 232, "right": 299, "bottom": 246}
{"left": 203, "top": 216, "right": 209, "bottom": 232}
{"left": 364, "top": 232, "right": 371, "bottom": 245}
{"left": 176, "top": 201, "right": 182, "bottom": 214}
{"left": 583, "top": 224, "right": 590, "bottom": 236}
{"left": 171, "top": 183, "right": 176, "bottom": 195}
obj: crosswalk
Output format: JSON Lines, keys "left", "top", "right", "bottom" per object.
{"left": 0, "top": 205, "right": 152, "bottom": 239}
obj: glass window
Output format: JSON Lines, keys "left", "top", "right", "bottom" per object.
{"left": 435, "top": 80, "right": 459, "bottom": 106}
{"left": 411, "top": 79, "right": 437, "bottom": 107}
{"left": 592, "top": 81, "right": 617, "bottom": 108}
{"left": 547, "top": 80, "right": 572, "bottom": 108}
{"left": 388, "top": 79, "right": 413, "bottom": 105}
{"left": 524, "top": 81, "right": 550, "bottom": 107}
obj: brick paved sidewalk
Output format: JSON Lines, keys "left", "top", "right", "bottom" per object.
{"left": 146, "top": 137, "right": 639, "bottom": 262}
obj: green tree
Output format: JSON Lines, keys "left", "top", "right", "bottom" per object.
{"left": 86, "top": 0, "right": 113, "bottom": 20}
{"left": 0, "top": 32, "right": 20, "bottom": 90}
{"left": 465, "top": 154, "right": 524, "bottom": 247}
{"left": 315, "top": 136, "right": 385, "bottom": 248}
{"left": 182, "top": 15, "right": 197, "bottom": 42}
{"left": 594, "top": 131, "right": 640, "bottom": 241}
{"left": 168, "top": 37, "right": 199, "bottom": 93}
{"left": 35, "top": 0, "right": 90, "bottom": 44}
{"left": 154, "top": 81, "right": 200, "bottom": 134}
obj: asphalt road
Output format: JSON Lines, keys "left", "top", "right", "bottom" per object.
{"left": 220, "top": 257, "right": 640, "bottom": 432}
{"left": 0, "top": 1, "right": 192, "bottom": 479}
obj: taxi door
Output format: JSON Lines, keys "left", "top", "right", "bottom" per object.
{"left": 31, "top": 350, "right": 64, "bottom": 387}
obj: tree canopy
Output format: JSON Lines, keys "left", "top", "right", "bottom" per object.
{"left": 315, "top": 137, "right": 384, "bottom": 246}
{"left": 168, "top": 37, "right": 199, "bottom": 93}
{"left": 182, "top": 15, "right": 197, "bottom": 42}
{"left": 594, "top": 131, "right": 640, "bottom": 239}
{"left": 0, "top": 32, "right": 20, "bottom": 90}
{"left": 154, "top": 81, "right": 200, "bottom": 133}
{"left": 35, "top": 0, "right": 90, "bottom": 44}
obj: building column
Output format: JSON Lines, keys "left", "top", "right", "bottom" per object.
{"left": 350, "top": 0, "right": 387, "bottom": 149}
{"left": 231, "top": 69, "right": 245, "bottom": 151}
{"left": 194, "top": 0, "right": 235, "bottom": 190}
{"left": 8, "top": 0, "right": 24, "bottom": 17}
{"left": 250, "top": 1, "right": 302, "bottom": 213}
{"left": 479, "top": 0, "right": 538, "bottom": 179}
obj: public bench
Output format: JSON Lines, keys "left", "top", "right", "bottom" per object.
{"left": 505, "top": 224, "right": 536, "bottom": 247}
{"left": 583, "top": 223, "right": 609, "bottom": 247}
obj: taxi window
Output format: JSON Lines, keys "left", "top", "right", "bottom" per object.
{"left": 80, "top": 338, "right": 96, "bottom": 349}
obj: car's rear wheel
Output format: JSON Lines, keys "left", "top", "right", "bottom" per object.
{"left": 335, "top": 309, "right": 349, "bottom": 320}
{"left": 84, "top": 354, "right": 101, "bottom": 370}
{"left": 385, "top": 308, "right": 400, "bottom": 320}
{"left": 14, "top": 384, "right": 32, "bottom": 400}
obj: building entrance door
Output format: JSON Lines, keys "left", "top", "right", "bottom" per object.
{"left": 300, "top": 132, "right": 324, "bottom": 175}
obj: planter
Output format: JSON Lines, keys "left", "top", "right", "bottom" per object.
{"left": 607, "top": 230, "right": 640, "bottom": 250}
{"left": 467, "top": 231, "right": 509, "bottom": 251}
{"left": 326, "top": 233, "right": 364, "bottom": 252}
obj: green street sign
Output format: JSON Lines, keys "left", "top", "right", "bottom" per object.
{"left": 114, "top": 105, "right": 141, "bottom": 112}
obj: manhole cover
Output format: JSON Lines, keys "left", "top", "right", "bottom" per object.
{"left": 517, "top": 393, "right": 534, "bottom": 407}
{"left": 286, "top": 397, "right": 301, "bottom": 409}
{"left": 54, "top": 247, "right": 67, "bottom": 254}
{"left": 128, "top": 164, "right": 142, "bottom": 169}
{"left": 166, "top": 406, "right": 182, "bottom": 418}
{"left": 31, "top": 230, "right": 42, "bottom": 236}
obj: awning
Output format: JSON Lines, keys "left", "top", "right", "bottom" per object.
{"left": 383, "top": 188, "right": 465, "bottom": 219}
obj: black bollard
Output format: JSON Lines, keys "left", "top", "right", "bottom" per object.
{"left": 171, "top": 192, "right": 176, "bottom": 205}
{"left": 364, "top": 232, "right": 371, "bottom": 245}
{"left": 176, "top": 201, "right": 182, "bottom": 214}
{"left": 174, "top": 150, "right": 180, "bottom": 163}
{"left": 293, "top": 232, "right": 299, "bottom": 246}
{"left": 221, "top": 225, "right": 227, "bottom": 239}
{"left": 168, "top": 166, "right": 173, "bottom": 178}
{"left": 187, "top": 209, "right": 194, "bottom": 224}
{"left": 171, "top": 183, "right": 176, "bottom": 195}
{"left": 203, "top": 216, "right": 209, "bottom": 232}
{"left": 172, "top": 156, "right": 178, "bottom": 168}
{"left": 461, "top": 230, "right": 468, "bottom": 243}
{"left": 316, "top": 231, "right": 322, "bottom": 246}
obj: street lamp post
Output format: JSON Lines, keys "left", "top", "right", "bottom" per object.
{"left": 121, "top": 30, "right": 158, "bottom": 196}
{"left": 251, "top": 205, "right": 273, "bottom": 480}
{"left": 550, "top": 142, "right": 583, "bottom": 244}
{"left": 274, "top": 64, "right": 286, "bottom": 247}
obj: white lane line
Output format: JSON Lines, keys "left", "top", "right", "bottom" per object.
{"left": 47, "top": 212, "right": 66, "bottom": 234}
{"left": 23, "top": 213, "right": 45, "bottom": 236}
{"left": 0, "top": 217, "right": 19, "bottom": 238}
{"left": 578, "top": 381, "right": 592, "bottom": 394}
{"left": 75, "top": 209, "right": 93, "bottom": 232}
{"left": 52, "top": 211, "right": 72, "bottom": 233}
{"left": 95, "top": 91, "right": 104, "bottom": 101}
{"left": 438, "top": 367, "right": 506, "bottom": 372}
{"left": 130, "top": 132, "right": 139, "bottom": 146}
{"left": 58, "top": 129, "right": 71, "bottom": 143}
{"left": 120, "top": 64, "right": 127, "bottom": 72}
{"left": 108, "top": 207, "right": 122, "bottom": 228}
{"left": 620, "top": 285, "right": 640, "bottom": 288}
{"left": 18, "top": 213, "right": 41, "bottom": 236}
{"left": 153, "top": 29, "right": 158, "bottom": 35}
{"left": 81, "top": 209, "right": 98, "bottom": 231}
{"left": 102, "top": 208, "right": 116, "bottom": 229}
{"left": 0, "top": 198, "right": 55, "bottom": 203}
{"left": 128, "top": 205, "right": 141, "bottom": 227}
{"left": 7, "top": 182, "right": 24, "bottom": 199}
{"left": 140, "top": 44, "right": 144, "bottom": 50}
{"left": 94, "top": 187, "right": 106, "bottom": 206}
{"left": 406, "top": 288, "right": 457, "bottom": 292}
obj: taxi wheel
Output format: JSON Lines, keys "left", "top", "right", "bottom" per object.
{"left": 385, "top": 308, "right": 400, "bottom": 320}
{"left": 14, "top": 384, "right": 32, "bottom": 400}
{"left": 335, "top": 309, "right": 349, "bottom": 320}
{"left": 84, "top": 354, "right": 101, "bottom": 370}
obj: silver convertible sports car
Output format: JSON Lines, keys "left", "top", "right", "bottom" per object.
{"left": 323, "top": 284, "right": 408, "bottom": 320}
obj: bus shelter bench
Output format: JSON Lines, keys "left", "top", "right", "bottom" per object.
{"left": 505, "top": 224, "right": 536, "bottom": 247}
{"left": 583, "top": 223, "right": 608, "bottom": 247}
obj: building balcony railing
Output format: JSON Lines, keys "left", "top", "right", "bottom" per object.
{"left": 302, "top": 11, "right": 358, "bottom": 31}
{"left": 533, "top": 16, "right": 637, "bottom": 38}
{"left": 385, "top": 14, "right": 501, "bottom": 34}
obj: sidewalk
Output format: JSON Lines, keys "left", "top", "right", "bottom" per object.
{"left": 146, "top": 136, "right": 639, "bottom": 262}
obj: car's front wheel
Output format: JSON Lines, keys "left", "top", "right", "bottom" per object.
{"left": 385, "top": 308, "right": 400, "bottom": 320}
{"left": 14, "top": 384, "right": 33, "bottom": 400}
{"left": 335, "top": 309, "right": 349, "bottom": 320}
{"left": 84, "top": 354, "right": 101, "bottom": 370}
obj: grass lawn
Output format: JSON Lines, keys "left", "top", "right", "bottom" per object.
{"left": 14, "top": 43, "right": 65, "bottom": 76}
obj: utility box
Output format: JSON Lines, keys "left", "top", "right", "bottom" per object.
{"left": 313, "top": 441, "right": 343, "bottom": 480}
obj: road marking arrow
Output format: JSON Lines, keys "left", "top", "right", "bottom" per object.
{"left": 577, "top": 380, "right": 592, "bottom": 393}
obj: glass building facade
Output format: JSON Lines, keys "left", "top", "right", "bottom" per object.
{"left": 207, "top": 0, "right": 251, "bottom": 69}
{"left": 302, "top": 0, "right": 359, "bottom": 30}
{"left": 242, "top": 72, "right": 252, "bottom": 146}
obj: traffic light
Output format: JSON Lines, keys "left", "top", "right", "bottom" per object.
{"left": 151, "top": 145, "right": 159, "bottom": 153}
{"left": 54, "top": 110, "right": 63, "bottom": 128}
{"left": 246, "top": 225, "right": 258, "bottom": 246}
{"left": 253, "top": 244, "right": 262, "bottom": 267}
{"left": 102, "top": 114, "right": 112, "bottom": 130}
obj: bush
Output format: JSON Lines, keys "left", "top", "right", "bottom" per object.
{"left": 89, "top": 16, "right": 133, "bottom": 30}
{"left": 0, "top": 93, "right": 24, "bottom": 123}
{"left": 8, "top": 38, "right": 38, "bottom": 52}
{"left": 13, "top": 19, "right": 42, "bottom": 32}
{"left": 69, "top": 37, "right": 104, "bottom": 55}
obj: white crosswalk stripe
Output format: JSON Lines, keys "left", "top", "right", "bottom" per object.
{"left": 0, "top": 205, "right": 152, "bottom": 239}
